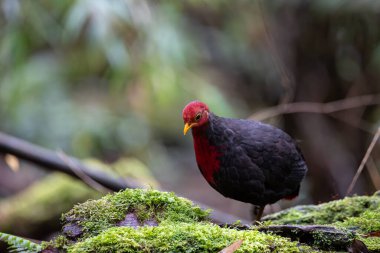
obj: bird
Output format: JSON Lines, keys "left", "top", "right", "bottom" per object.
{"left": 182, "top": 101, "right": 307, "bottom": 222}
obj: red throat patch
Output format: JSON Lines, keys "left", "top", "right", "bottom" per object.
{"left": 192, "top": 125, "right": 221, "bottom": 185}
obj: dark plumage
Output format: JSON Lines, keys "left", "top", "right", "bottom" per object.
{"left": 182, "top": 101, "right": 307, "bottom": 221}
{"left": 206, "top": 114, "right": 306, "bottom": 205}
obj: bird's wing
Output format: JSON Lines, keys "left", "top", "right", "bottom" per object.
{"left": 212, "top": 117, "right": 306, "bottom": 202}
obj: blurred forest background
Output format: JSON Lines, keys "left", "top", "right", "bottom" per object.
{"left": 1, "top": 0, "right": 380, "bottom": 242}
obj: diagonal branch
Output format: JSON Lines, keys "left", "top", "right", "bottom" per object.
{"left": 249, "top": 94, "right": 380, "bottom": 121}
{"left": 346, "top": 127, "right": 380, "bottom": 196}
{"left": 56, "top": 150, "right": 112, "bottom": 193}
{"left": 0, "top": 132, "right": 140, "bottom": 191}
{"left": 366, "top": 156, "right": 380, "bottom": 190}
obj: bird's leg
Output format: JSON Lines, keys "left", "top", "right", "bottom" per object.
{"left": 251, "top": 205, "right": 265, "bottom": 224}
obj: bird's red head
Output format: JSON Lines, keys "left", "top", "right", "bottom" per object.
{"left": 182, "top": 101, "right": 210, "bottom": 135}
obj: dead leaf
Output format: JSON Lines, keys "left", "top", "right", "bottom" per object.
{"left": 5, "top": 154, "right": 20, "bottom": 172}
{"left": 363, "top": 231, "right": 380, "bottom": 237}
{"left": 219, "top": 239, "right": 243, "bottom": 253}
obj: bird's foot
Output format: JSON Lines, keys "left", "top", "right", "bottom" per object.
{"left": 251, "top": 205, "right": 265, "bottom": 225}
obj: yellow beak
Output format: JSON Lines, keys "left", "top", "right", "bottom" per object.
{"left": 183, "top": 123, "right": 196, "bottom": 135}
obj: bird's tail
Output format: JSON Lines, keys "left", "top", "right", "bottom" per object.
{"left": 283, "top": 185, "right": 300, "bottom": 200}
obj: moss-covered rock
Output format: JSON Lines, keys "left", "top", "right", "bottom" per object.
{"left": 51, "top": 189, "right": 318, "bottom": 252}
{"left": 263, "top": 194, "right": 380, "bottom": 226}
{"left": 339, "top": 208, "right": 380, "bottom": 253}
{"left": 44, "top": 189, "right": 380, "bottom": 252}
{"left": 338, "top": 207, "right": 380, "bottom": 233}
{"left": 263, "top": 192, "right": 380, "bottom": 252}
{"left": 68, "top": 222, "right": 314, "bottom": 253}
{"left": 62, "top": 189, "right": 210, "bottom": 240}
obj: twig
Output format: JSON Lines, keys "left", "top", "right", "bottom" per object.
{"left": 56, "top": 150, "right": 111, "bottom": 193}
{"left": 346, "top": 127, "right": 380, "bottom": 196}
{"left": 366, "top": 156, "right": 380, "bottom": 190}
{"left": 249, "top": 94, "right": 380, "bottom": 121}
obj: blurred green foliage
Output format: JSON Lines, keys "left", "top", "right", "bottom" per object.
{"left": 0, "top": 0, "right": 237, "bottom": 161}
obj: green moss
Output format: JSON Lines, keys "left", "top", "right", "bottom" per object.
{"left": 264, "top": 194, "right": 380, "bottom": 226}
{"left": 68, "top": 222, "right": 315, "bottom": 253}
{"left": 360, "top": 237, "right": 380, "bottom": 252}
{"left": 263, "top": 193, "right": 380, "bottom": 251}
{"left": 338, "top": 208, "right": 380, "bottom": 233}
{"left": 339, "top": 207, "right": 380, "bottom": 252}
{"left": 62, "top": 189, "right": 210, "bottom": 239}
{"left": 310, "top": 229, "right": 355, "bottom": 250}
{"left": 53, "top": 190, "right": 380, "bottom": 252}
{"left": 41, "top": 235, "right": 69, "bottom": 251}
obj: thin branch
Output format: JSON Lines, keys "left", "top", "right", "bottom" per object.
{"left": 249, "top": 94, "right": 380, "bottom": 121}
{"left": 366, "top": 156, "right": 380, "bottom": 190}
{"left": 56, "top": 150, "right": 111, "bottom": 193}
{"left": 346, "top": 127, "right": 380, "bottom": 196}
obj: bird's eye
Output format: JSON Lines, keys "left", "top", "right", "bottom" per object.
{"left": 195, "top": 113, "right": 201, "bottom": 121}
